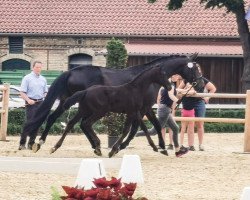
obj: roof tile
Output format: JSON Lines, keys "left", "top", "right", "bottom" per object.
{"left": 0, "top": 0, "right": 248, "bottom": 37}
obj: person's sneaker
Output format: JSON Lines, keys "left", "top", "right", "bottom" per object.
{"left": 199, "top": 144, "right": 205, "bottom": 151}
{"left": 175, "top": 146, "right": 189, "bottom": 157}
{"left": 18, "top": 145, "right": 26, "bottom": 150}
{"left": 167, "top": 144, "right": 174, "bottom": 150}
{"left": 189, "top": 146, "right": 196, "bottom": 151}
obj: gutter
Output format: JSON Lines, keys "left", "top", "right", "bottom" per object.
{"left": 0, "top": 32, "right": 240, "bottom": 40}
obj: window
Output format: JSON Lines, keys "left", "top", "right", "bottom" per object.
{"left": 9, "top": 36, "right": 23, "bottom": 54}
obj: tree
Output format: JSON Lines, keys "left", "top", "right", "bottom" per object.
{"left": 102, "top": 38, "right": 128, "bottom": 139}
{"left": 148, "top": 0, "right": 250, "bottom": 92}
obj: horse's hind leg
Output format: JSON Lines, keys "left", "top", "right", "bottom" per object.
{"left": 33, "top": 102, "right": 65, "bottom": 153}
{"left": 50, "top": 112, "right": 82, "bottom": 154}
{"left": 109, "top": 116, "right": 133, "bottom": 158}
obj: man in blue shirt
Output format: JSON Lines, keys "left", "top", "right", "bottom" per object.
{"left": 18, "top": 61, "right": 48, "bottom": 150}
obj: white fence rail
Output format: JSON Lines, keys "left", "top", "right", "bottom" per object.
{"left": 171, "top": 91, "right": 250, "bottom": 153}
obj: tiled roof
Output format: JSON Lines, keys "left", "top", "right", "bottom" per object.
{"left": 125, "top": 41, "right": 243, "bottom": 57}
{"left": 0, "top": 0, "right": 244, "bottom": 37}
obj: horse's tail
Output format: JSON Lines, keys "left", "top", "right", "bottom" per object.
{"left": 22, "top": 71, "right": 71, "bottom": 134}
{"left": 63, "top": 90, "right": 87, "bottom": 110}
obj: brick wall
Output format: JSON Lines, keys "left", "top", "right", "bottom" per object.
{"left": 0, "top": 36, "right": 107, "bottom": 71}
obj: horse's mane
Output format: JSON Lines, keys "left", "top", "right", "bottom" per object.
{"left": 127, "top": 66, "right": 156, "bottom": 85}
{"left": 126, "top": 55, "right": 187, "bottom": 70}
{"left": 69, "top": 55, "right": 187, "bottom": 73}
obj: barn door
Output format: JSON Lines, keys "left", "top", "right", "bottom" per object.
{"left": 2, "top": 59, "right": 30, "bottom": 71}
{"left": 69, "top": 53, "right": 92, "bottom": 70}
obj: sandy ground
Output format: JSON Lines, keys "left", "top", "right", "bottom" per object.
{"left": 0, "top": 133, "right": 250, "bottom": 200}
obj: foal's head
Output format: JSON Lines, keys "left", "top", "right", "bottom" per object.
{"left": 155, "top": 66, "right": 172, "bottom": 91}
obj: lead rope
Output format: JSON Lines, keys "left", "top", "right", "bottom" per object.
{"left": 175, "top": 81, "right": 197, "bottom": 110}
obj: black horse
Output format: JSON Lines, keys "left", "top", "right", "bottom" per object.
{"left": 26, "top": 54, "right": 203, "bottom": 153}
{"left": 50, "top": 65, "right": 172, "bottom": 156}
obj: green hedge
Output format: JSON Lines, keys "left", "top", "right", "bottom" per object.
{"left": 5, "top": 108, "right": 245, "bottom": 135}
{"left": 6, "top": 108, "right": 107, "bottom": 135}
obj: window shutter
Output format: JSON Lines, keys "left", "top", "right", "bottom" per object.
{"left": 9, "top": 37, "right": 23, "bottom": 54}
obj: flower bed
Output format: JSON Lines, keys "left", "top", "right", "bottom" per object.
{"left": 52, "top": 177, "right": 148, "bottom": 200}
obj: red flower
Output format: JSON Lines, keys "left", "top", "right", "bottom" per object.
{"left": 96, "top": 188, "right": 111, "bottom": 200}
{"left": 57, "top": 177, "right": 148, "bottom": 200}
{"left": 124, "top": 183, "right": 137, "bottom": 192}
{"left": 93, "top": 177, "right": 109, "bottom": 188}
{"left": 85, "top": 188, "right": 100, "bottom": 198}
{"left": 118, "top": 183, "right": 137, "bottom": 197}
{"left": 108, "top": 177, "right": 122, "bottom": 189}
{"left": 62, "top": 186, "right": 85, "bottom": 199}
{"left": 83, "top": 197, "right": 95, "bottom": 200}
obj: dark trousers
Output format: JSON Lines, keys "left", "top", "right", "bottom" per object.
{"left": 19, "top": 102, "right": 42, "bottom": 146}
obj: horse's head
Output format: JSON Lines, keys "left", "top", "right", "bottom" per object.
{"left": 181, "top": 54, "right": 204, "bottom": 91}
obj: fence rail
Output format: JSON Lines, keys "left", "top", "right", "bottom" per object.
{"left": 171, "top": 91, "right": 250, "bottom": 153}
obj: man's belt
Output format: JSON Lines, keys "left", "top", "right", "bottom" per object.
{"left": 29, "top": 98, "right": 43, "bottom": 102}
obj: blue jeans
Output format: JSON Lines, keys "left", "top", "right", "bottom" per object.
{"left": 194, "top": 100, "right": 206, "bottom": 117}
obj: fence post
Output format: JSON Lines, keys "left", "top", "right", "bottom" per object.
{"left": 0, "top": 84, "right": 10, "bottom": 141}
{"left": 244, "top": 90, "right": 250, "bottom": 152}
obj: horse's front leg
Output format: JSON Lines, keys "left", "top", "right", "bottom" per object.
{"left": 32, "top": 101, "right": 65, "bottom": 153}
{"left": 119, "top": 120, "right": 139, "bottom": 150}
{"left": 50, "top": 112, "right": 82, "bottom": 154}
{"left": 80, "top": 119, "right": 96, "bottom": 149}
{"left": 81, "top": 123, "right": 102, "bottom": 156}
{"left": 139, "top": 119, "right": 159, "bottom": 153}
{"left": 146, "top": 109, "right": 167, "bottom": 153}
{"left": 108, "top": 116, "right": 133, "bottom": 158}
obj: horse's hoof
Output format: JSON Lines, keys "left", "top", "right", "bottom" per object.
{"left": 108, "top": 149, "right": 118, "bottom": 158}
{"left": 94, "top": 149, "right": 102, "bottom": 156}
{"left": 108, "top": 151, "right": 115, "bottom": 158}
{"left": 153, "top": 147, "right": 158, "bottom": 152}
{"left": 160, "top": 150, "right": 168, "bottom": 156}
{"left": 50, "top": 147, "right": 56, "bottom": 154}
{"left": 32, "top": 143, "right": 41, "bottom": 153}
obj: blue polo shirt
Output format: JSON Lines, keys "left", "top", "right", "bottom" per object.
{"left": 20, "top": 72, "right": 48, "bottom": 99}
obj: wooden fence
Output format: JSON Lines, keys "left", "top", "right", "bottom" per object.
{"left": 0, "top": 84, "right": 10, "bottom": 141}
{"left": 173, "top": 90, "right": 250, "bottom": 153}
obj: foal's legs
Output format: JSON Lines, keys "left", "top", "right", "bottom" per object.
{"left": 50, "top": 112, "right": 82, "bottom": 154}
{"left": 80, "top": 119, "right": 96, "bottom": 149}
{"left": 138, "top": 118, "right": 158, "bottom": 152}
{"left": 118, "top": 118, "right": 159, "bottom": 152}
{"left": 80, "top": 115, "right": 103, "bottom": 156}
{"left": 119, "top": 120, "right": 139, "bottom": 150}
{"left": 145, "top": 109, "right": 166, "bottom": 150}
{"left": 119, "top": 109, "right": 166, "bottom": 151}
{"left": 108, "top": 116, "right": 133, "bottom": 158}
{"left": 33, "top": 101, "right": 65, "bottom": 153}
